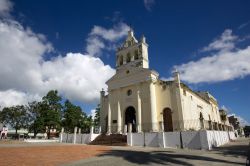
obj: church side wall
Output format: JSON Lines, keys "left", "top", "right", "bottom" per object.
{"left": 180, "top": 88, "right": 221, "bottom": 130}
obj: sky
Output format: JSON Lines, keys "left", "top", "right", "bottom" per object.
{"left": 0, "top": 0, "right": 249, "bottom": 125}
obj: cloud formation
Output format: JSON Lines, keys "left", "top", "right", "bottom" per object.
{"left": 0, "top": 0, "right": 117, "bottom": 108}
{"left": 86, "top": 22, "right": 129, "bottom": 56}
{"left": 175, "top": 29, "right": 250, "bottom": 84}
{"left": 0, "top": 0, "right": 13, "bottom": 17}
{"left": 144, "top": 0, "right": 155, "bottom": 11}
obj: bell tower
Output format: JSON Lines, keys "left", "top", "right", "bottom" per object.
{"left": 116, "top": 29, "right": 149, "bottom": 70}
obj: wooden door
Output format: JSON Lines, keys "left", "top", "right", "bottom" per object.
{"left": 163, "top": 108, "right": 173, "bottom": 132}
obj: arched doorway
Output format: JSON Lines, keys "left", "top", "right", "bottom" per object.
{"left": 125, "top": 106, "right": 136, "bottom": 132}
{"left": 163, "top": 108, "right": 173, "bottom": 132}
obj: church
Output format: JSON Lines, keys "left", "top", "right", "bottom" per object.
{"left": 100, "top": 29, "right": 232, "bottom": 134}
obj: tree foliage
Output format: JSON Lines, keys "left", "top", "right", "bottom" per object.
{"left": 93, "top": 104, "right": 100, "bottom": 127}
{"left": 27, "top": 101, "right": 45, "bottom": 137}
{"left": 220, "top": 110, "right": 227, "bottom": 122}
{"left": 40, "top": 90, "right": 62, "bottom": 139}
{"left": 0, "top": 105, "right": 29, "bottom": 136}
{"left": 0, "top": 89, "right": 95, "bottom": 139}
{"left": 62, "top": 100, "right": 84, "bottom": 133}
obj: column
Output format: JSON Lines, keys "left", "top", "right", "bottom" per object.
{"left": 137, "top": 89, "right": 142, "bottom": 132}
{"left": 73, "top": 127, "right": 77, "bottom": 144}
{"left": 60, "top": 127, "right": 64, "bottom": 143}
{"left": 107, "top": 102, "right": 111, "bottom": 134}
{"left": 149, "top": 82, "right": 158, "bottom": 131}
{"left": 117, "top": 100, "right": 122, "bottom": 133}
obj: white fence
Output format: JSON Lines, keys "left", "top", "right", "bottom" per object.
{"left": 60, "top": 133, "right": 99, "bottom": 144}
{"left": 127, "top": 130, "right": 236, "bottom": 150}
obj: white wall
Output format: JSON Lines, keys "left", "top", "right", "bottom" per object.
{"left": 128, "top": 130, "right": 236, "bottom": 150}
{"left": 181, "top": 131, "right": 201, "bottom": 149}
{"left": 60, "top": 133, "right": 100, "bottom": 144}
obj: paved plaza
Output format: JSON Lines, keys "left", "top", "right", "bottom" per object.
{"left": 0, "top": 138, "right": 249, "bottom": 166}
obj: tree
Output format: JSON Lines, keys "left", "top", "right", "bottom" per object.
{"left": 220, "top": 109, "right": 227, "bottom": 124}
{"left": 93, "top": 104, "right": 100, "bottom": 127}
{"left": 81, "top": 115, "right": 93, "bottom": 133}
{"left": 62, "top": 100, "right": 84, "bottom": 133}
{"left": 0, "top": 105, "right": 29, "bottom": 138}
{"left": 27, "top": 101, "right": 45, "bottom": 137}
{"left": 40, "top": 90, "right": 62, "bottom": 139}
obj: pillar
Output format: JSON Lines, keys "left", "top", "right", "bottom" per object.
{"left": 60, "top": 127, "right": 64, "bottom": 143}
{"left": 149, "top": 82, "right": 158, "bottom": 131}
{"left": 99, "top": 126, "right": 102, "bottom": 134}
{"left": 128, "top": 123, "right": 132, "bottom": 133}
{"left": 90, "top": 126, "right": 94, "bottom": 134}
{"left": 73, "top": 127, "right": 77, "bottom": 144}
{"left": 137, "top": 89, "right": 142, "bottom": 132}
{"left": 124, "top": 124, "right": 127, "bottom": 134}
{"left": 117, "top": 100, "right": 122, "bottom": 133}
{"left": 107, "top": 102, "right": 111, "bottom": 134}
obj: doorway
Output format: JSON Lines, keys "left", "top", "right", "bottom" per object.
{"left": 125, "top": 106, "right": 136, "bottom": 132}
{"left": 163, "top": 108, "right": 173, "bottom": 132}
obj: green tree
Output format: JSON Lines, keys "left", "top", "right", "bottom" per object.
{"left": 40, "top": 90, "right": 62, "bottom": 139}
{"left": 62, "top": 100, "right": 84, "bottom": 133}
{"left": 0, "top": 105, "right": 29, "bottom": 137}
{"left": 81, "top": 115, "right": 93, "bottom": 133}
{"left": 220, "top": 109, "right": 227, "bottom": 124}
{"left": 93, "top": 104, "right": 100, "bottom": 127}
{"left": 27, "top": 101, "right": 45, "bottom": 137}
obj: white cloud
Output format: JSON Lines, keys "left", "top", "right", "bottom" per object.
{"left": 237, "top": 116, "right": 250, "bottom": 127}
{"left": 221, "top": 105, "right": 229, "bottom": 112}
{"left": 86, "top": 22, "right": 129, "bottom": 56}
{"left": 238, "top": 20, "right": 250, "bottom": 30}
{"left": 0, "top": 2, "right": 116, "bottom": 107}
{"left": 228, "top": 113, "right": 249, "bottom": 127}
{"left": 41, "top": 53, "right": 115, "bottom": 103}
{"left": 202, "top": 29, "right": 238, "bottom": 52}
{"left": 144, "top": 0, "right": 155, "bottom": 11}
{"left": 175, "top": 29, "right": 250, "bottom": 84}
{"left": 0, "top": 0, "right": 13, "bottom": 17}
{"left": 90, "top": 109, "right": 96, "bottom": 119}
{"left": 0, "top": 89, "right": 41, "bottom": 108}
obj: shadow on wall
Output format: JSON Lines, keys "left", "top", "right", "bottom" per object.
{"left": 97, "top": 149, "right": 244, "bottom": 166}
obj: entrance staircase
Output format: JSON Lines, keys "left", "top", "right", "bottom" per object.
{"left": 89, "top": 134, "right": 127, "bottom": 146}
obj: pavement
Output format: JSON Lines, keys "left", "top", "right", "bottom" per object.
{"left": 66, "top": 137, "right": 250, "bottom": 166}
{"left": 0, "top": 137, "right": 249, "bottom": 166}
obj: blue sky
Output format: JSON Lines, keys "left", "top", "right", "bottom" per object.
{"left": 0, "top": 0, "right": 249, "bottom": 124}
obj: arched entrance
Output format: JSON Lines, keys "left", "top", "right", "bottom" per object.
{"left": 125, "top": 106, "right": 136, "bottom": 132}
{"left": 163, "top": 108, "right": 173, "bottom": 132}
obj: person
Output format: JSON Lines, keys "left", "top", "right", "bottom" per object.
{"left": 0, "top": 125, "right": 8, "bottom": 139}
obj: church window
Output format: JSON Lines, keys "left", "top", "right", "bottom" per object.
{"left": 127, "top": 89, "right": 132, "bottom": 96}
{"left": 119, "top": 55, "right": 123, "bottom": 65}
{"left": 126, "top": 53, "right": 131, "bottom": 63}
{"left": 134, "top": 50, "right": 139, "bottom": 60}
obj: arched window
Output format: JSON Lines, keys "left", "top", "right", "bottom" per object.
{"left": 119, "top": 56, "right": 123, "bottom": 65}
{"left": 199, "top": 112, "right": 203, "bottom": 120}
{"left": 127, "top": 89, "right": 132, "bottom": 96}
{"left": 134, "top": 50, "right": 139, "bottom": 60}
{"left": 126, "top": 53, "right": 131, "bottom": 63}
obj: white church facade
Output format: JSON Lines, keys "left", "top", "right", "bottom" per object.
{"left": 100, "top": 29, "right": 233, "bottom": 134}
